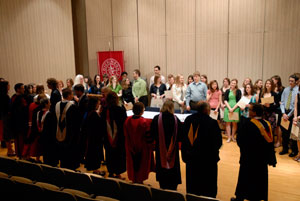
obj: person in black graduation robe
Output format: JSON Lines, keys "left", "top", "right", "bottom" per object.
{"left": 74, "top": 84, "right": 89, "bottom": 163}
{"left": 181, "top": 101, "right": 222, "bottom": 198}
{"left": 150, "top": 100, "right": 182, "bottom": 190}
{"left": 56, "top": 88, "right": 81, "bottom": 170}
{"left": 11, "top": 83, "right": 28, "bottom": 158}
{"left": 33, "top": 98, "right": 58, "bottom": 166}
{"left": 47, "top": 78, "right": 62, "bottom": 114}
{"left": 231, "top": 103, "right": 277, "bottom": 201}
{"left": 84, "top": 97, "right": 105, "bottom": 172}
{"left": 101, "top": 91, "right": 127, "bottom": 178}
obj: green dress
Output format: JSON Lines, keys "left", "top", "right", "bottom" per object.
{"left": 224, "top": 90, "right": 240, "bottom": 122}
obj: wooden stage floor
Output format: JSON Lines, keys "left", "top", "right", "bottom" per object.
{"left": 1, "top": 139, "right": 300, "bottom": 201}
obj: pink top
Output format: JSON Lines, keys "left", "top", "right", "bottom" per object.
{"left": 207, "top": 90, "right": 221, "bottom": 109}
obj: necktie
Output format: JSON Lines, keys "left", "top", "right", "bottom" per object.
{"left": 285, "top": 90, "right": 292, "bottom": 110}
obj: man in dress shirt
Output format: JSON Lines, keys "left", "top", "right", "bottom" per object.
{"left": 279, "top": 74, "right": 299, "bottom": 157}
{"left": 185, "top": 71, "right": 208, "bottom": 111}
{"left": 149, "top": 66, "right": 166, "bottom": 89}
{"left": 132, "top": 69, "right": 148, "bottom": 107}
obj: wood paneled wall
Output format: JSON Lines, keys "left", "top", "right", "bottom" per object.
{"left": 85, "top": 0, "right": 300, "bottom": 86}
{"left": 0, "top": 0, "right": 75, "bottom": 94}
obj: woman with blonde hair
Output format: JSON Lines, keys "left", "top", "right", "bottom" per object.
{"left": 108, "top": 76, "right": 122, "bottom": 97}
{"left": 150, "top": 100, "right": 182, "bottom": 190}
{"left": 172, "top": 74, "right": 187, "bottom": 112}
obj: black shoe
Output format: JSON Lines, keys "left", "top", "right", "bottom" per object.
{"left": 279, "top": 150, "right": 288, "bottom": 155}
{"left": 289, "top": 152, "right": 297, "bottom": 157}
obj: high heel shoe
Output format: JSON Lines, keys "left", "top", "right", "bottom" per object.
{"left": 232, "top": 137, "right": 236, "bottom": 142}
{"left": 227, "top": 138, "right": 231, "bottom": 143}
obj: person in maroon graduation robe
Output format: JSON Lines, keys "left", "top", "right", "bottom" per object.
{"left": 124, "top": 102, "right": 154, "bottom": 184}
{"left": 150, "top": 100, "right": 182, "bottom": 190}
{"left": 11, "top": 83, "right": 28, "bottom": 158}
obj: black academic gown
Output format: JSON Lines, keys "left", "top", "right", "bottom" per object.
{"left": 84, "top": 111, "right": 105, "bottom": 171}
{"left": 77, "top": 94, "right": 89, "bottom": 163}
{"left": 39, "top": 111, "right": 58, "bottom": 166}
{"left": 150, "top": 112, "right": 182, "bottom": 190}
{"left": 11, "top": 94, "right": 28, "bottom": 157}
{"left": 235, "top": 118, "right": 277, "bottom": 201}
{"left": 50, "top": 89, "right": 62, "bottom": 114}
{"left": 57, "top": 102, "right": 81, "bottom": 170}
{"left": 181, "top": 113, "right": 222, "bottom": 198}
{"left": 101, "top": 105, "right": 127, "bottom": 175}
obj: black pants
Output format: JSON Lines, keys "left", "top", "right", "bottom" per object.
{"left": 190, "top": 101, "right": 199, "bottom": 111}
{"left": 138, "top": 96, "right": 148, "bottom": 107}
{"left": 280, "top": 114, "right": 298, "bottom": 153}
{"left": 159, "top": 182, "right": 178, "bottom": 191}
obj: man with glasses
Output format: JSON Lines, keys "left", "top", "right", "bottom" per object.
{"left": 279, "top": 74, "right": 299, "bottom": 157}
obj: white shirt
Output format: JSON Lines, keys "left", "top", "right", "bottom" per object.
{"left": 149, "top": 75, "right": 166, "bottom": 89}
{"left": 172, "top": 84, "right": 187, "bottom": 104}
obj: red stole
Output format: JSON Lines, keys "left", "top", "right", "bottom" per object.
{"left": 251, "top": 118, "right": 273, "bottom": 143}
{"left": 158, "top": 113, "right": 178, "bottom": 169}
{"left": 106, "top": 109, "right": 118, "bottom": 148}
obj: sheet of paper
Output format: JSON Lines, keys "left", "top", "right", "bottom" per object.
{"left": 237, "top": 96, "right": 250, "bottom": 109}
{"left": 210, "top": 110, "right": 218, "bottom": 120}
{"left": 261, "top": 96, "right": 274, "bottom": 104}
{"left": 164, "top": 90, "right": 173, "bottom": 99}
{"left": 280, "top": 117, "right": 290, "bottom": 130}
{"left": 228, "top": 112, "right": 239, "bottom": 121}
{"left": 125, "top": 110, "right": 192, "bottom": 122}
{"left": 124, "top": 102, "right": 133, "bottom": 111}
{"left": 220, "top": 109, "right": 224, "bottom": 119}
{"left": 291, "top": 123, "right": 299, "bottom": 138}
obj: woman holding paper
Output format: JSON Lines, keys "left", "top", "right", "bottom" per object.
{"left": 172, "top": 74, "right": 187, "bottom": 112}
{"left": 207, "top": 80, "right": 222, "bottom": 120}
{"left": 271, "top": 75, "right": 285, "bottom": 148}
{"left": 224, "top": 79, "right": 241, "bottom": 143}
{"left": 150, "top": 75, "right": 167, "bottom": 108}
{"left": 260, "top": 79, "right": 279, "bottom": 135}
{"left": 240, "top": 84, "right": 256, "bottom": 123}
{"left": 121, "top": 78, "right": 135, "bottom": 108}
{"left": 292, "top": 92, "right": 300, "bottom": 161}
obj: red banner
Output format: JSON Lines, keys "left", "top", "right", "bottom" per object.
{"left": 97, "top": 51, "right": 124, "bottom": 80}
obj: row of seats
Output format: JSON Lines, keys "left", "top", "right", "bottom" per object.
{"left": 0, "top": 156, "right": 219, "bottom": 201}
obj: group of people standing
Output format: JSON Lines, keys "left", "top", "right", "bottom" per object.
{"left": 0, "top": 68, "right": 299, "bottom": 200}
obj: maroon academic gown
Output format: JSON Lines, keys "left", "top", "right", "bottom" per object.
{"left": 124, "top": 115, "right": 155, "bottom": 183}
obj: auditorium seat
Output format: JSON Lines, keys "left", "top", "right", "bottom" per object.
{"left": 63, "top": 169, "right": 94, "bottom": 194}
{"left": 151, "top": 187, "right": 186, "bottom": 201}
{"left": 0, "top": 171, "right": 9, "bottom": 178}
{"left": 145, "top": 107, "right": 160, "bottom": 112}
{"left": 43, "top": 188, "right": 77, "bottom": 201}
{"left": 119, "top": 181, "right": 152, "bottom": 201}
{"left": 95, "top": 195, "right": 120, "bottom": 201}
{"left": 77, "top": 194, "right": 119, "bottom": 201}
{"left": 90, "top": 175, "right": 121, "bottom": 200}
{"left": 10, "top": 175, "right": 33, "bottom": 184}
{"left": 35, "top": 181, "right": 61, "bottom": 191}
{"left": 40, "top": 164, "right": 66, "bottom": 187}
{"left": 18, "top": 159, "right": 44, "bottom": 182}
{"left": 186, "top": 194, "right": 219, "bottom": 201}
{"left": 14, "top": 179, "right": 44, "bottom": 201}
{"left": 63, "top": 188, "right": 91, "bottom": 198}
{"left": 0, "top": 176, "right": 16, "bottom": 201}
{"left": 0, "top": 156, "right": 20, "bottom": 176}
